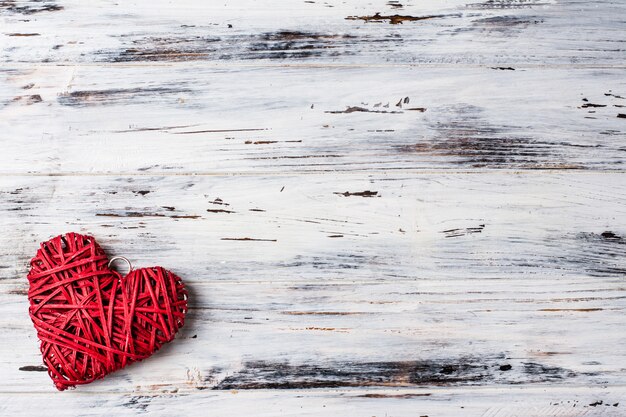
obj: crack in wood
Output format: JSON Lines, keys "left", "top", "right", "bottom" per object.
{"left": 220, "top": 237, "right": 277, "bottom": 242}
{"left": 96, "top": 212, "right": 201, "bottom": 219}
{"left": 5, "top": 33, "right": 40, "bottom": 36}
{"left": 345, "top": 13, "right": 450, "bottom": 25}
{"left": 326, "top": 106, "right": 402, "bottom": 114}
{"left": 441, "top": 224, "right": 485, "bottom": 238}
{"left": 18, "top": 365, "right": 47, "bottom": 372}
{"left": 334, "top": 191, "right": 378, "bottom": 197}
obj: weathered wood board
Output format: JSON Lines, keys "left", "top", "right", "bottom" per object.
{"left": 2, "top": 0, "right": 625, "bottom": 66}
{"left": 1, "top": 0, "right": 625, "bottom": 415}
{"left": 1, "top": 65, "right": 625, "bottom": 173}
{"left": 0, "top": 387, "right": 625, "bottom": 417}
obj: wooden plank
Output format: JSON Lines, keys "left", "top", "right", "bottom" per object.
{"left": 0, "top": 387, "right": 624, "bottom": 416}
{"left": 2, "top": 173, "right": 625, "bottom": 284}
{"left": 1, "top": 0, "right": 625, "bottom": 66}
{"left": 1, "top": 65, "right": 625, "bottom": 174}
{"left": 1, "top": 173, "right": 624, "bottom": 393}
{"left": 4, "top": 279, "right": 626, "bottom": 391}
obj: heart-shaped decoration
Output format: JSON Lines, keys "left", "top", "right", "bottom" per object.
{"left": 27, "top": 233, "right": 188, "bottom": 390}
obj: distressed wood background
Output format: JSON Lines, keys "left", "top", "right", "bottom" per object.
{"left": 1, "top": 0, "right": 625, "bottom": 415}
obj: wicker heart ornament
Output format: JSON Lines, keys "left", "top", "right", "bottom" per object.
{"left": 27, "top": 233, "right": 188, "bottom": 390}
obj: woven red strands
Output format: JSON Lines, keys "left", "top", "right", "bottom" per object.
{"left": 27, "top": 233, "right": 187, "bottom": 390}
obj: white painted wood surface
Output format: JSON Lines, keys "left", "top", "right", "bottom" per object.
{"left": 1, "top": 0, "right": 625, "bottom": 415}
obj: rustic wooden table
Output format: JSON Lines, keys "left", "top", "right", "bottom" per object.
{"left": 1, "top": 0, "right": 625, "bottom": 415}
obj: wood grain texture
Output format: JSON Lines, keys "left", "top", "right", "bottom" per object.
{"left": 1, "top": 65, "right": 625, "bottom": 173}
{"left": 0, "top": 387, "right": 624, "bottom": 417}
{"left": 1, "top": 0, "right": 625, "bottom": 415}
{"left": 1, "top": 174, "right": 625, "bottom": 397}
{"left": 1, "top": 0, "right": 625, "bottom": 66}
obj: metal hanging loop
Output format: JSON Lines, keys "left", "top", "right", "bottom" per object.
{"left": 108, "top": 256, "right": 133, "bottom": 275}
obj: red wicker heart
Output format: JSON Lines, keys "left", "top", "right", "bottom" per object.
{"left": 27, "top": 232, "right": 188, "bottom": 390}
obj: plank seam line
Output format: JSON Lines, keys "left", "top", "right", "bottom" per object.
{"left": 3, "top": 63, "right": 626, "bottom": 70}
{"left": 1, "top": 170, "right": 626, "bottom": 177}
{"left": 0, "top": 384, "right": 624, "bottom": 396}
